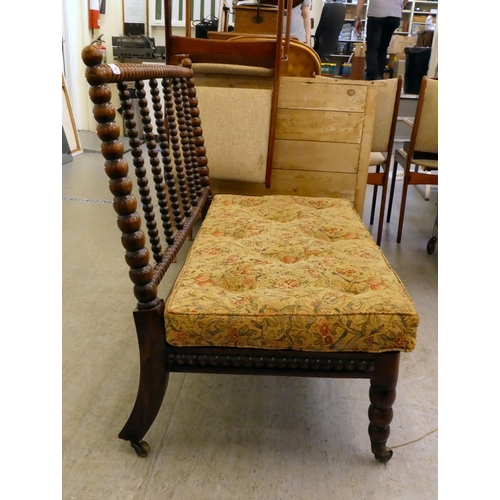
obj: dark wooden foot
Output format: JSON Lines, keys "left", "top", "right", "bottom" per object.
{"left": 368, "top": 352, "right": 400, "bottom": 463}
{"left": 118, "top": 302, "right": 168, "bottom": 454}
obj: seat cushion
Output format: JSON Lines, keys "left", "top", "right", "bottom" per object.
{"left": 165, "top": 195, "right": 419, "bottom": 353}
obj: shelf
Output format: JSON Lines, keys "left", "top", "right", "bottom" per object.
{"left": 341, "top": 0, "right": 437, "bottom": 47}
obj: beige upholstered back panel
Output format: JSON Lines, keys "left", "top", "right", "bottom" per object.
{"left": 195, "top": 85, "right": 272, "bottom": 183}
{"left": 414, "top": 79, "right": 438, "bottom": 154}
{"left": 371, "top": 79, "right": 398, "bottom": 154}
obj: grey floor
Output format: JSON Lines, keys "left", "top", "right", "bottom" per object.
{"left": 63, "top": 133, "right": 437, "bottom": 499}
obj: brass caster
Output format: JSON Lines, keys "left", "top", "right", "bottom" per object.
{"left": 130, "top": 440, "right": 150, "bottom": 458}
{"left": 374, "top": 447, "right": 393, "bottom": 463}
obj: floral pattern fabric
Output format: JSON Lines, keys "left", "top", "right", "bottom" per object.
{"left": 165, "top": 195, "right": 419, "bottom": 353}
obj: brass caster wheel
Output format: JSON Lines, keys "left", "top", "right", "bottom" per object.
{"left": 374, "top": 447, "right": 393, "bottom": 464}
{"left": 130, "top": 440, "right": 150, "bottom": 458}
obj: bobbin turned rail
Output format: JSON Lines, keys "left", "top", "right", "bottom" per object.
{"left": 83, "top": 45, "right": 211, "bottom": 310}
{"left": 82, "top": 44, "right": 418, "bottom": 464}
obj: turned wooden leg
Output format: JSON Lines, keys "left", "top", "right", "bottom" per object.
{"left": 370, "top": 184, "right": 379, "bottom": 225}
{"left": 118, "top": 302, "right": 168, "bottom": 457}
{"left": 368, "top": 352, "right": 400, "bottom": 463}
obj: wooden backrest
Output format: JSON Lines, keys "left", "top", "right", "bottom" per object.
{"left": 413, "top": 77, "right": 438, "bottom": 154}
{"left": 82, "top": 45, "right": 211, "bottom": 309}
{"left": 371, "top": 76, "right": 402, "bottom": 154}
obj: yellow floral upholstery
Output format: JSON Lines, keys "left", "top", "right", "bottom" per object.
{"left": 165, "top": 195, "right": 419, "bottom": 353}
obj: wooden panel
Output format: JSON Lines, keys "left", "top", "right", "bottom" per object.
{"left": 273, "top": 139, "right": 360, "bottom": 173}
{"left": 278, "top": 77, "right": 369, "bottom": 112}
{"left": 275, "top": 108, "right": 364, "bottom": 143}
{"left": 268, "top": 169, "right": 356, "bottom": 199}
{"left": 210, "top": 169, "right": 356, "bottom": 201}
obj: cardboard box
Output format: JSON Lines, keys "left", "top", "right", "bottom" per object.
{"left": 387, "top": 35, "right": 416, "bottom": 55}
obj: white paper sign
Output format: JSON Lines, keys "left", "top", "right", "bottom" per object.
{"left": 123, "top": 0, "right": 146, "bottom": 24}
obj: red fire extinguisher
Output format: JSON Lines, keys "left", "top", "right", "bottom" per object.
{"left": 91, "top": 35, "right": 107, "bottom": 63}
{"left": 89, "top": 0, "right": 100, "bottom": 29}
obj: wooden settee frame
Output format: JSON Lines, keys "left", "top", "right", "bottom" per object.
{"left": 82, "top": 41, "right": 407, "bottom": 463}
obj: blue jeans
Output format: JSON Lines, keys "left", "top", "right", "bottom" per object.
{"left": 365, "top": 16, "right": 401, "bottom": 80}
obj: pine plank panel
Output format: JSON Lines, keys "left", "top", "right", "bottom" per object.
{"left": 273, "top": 139, "right": 360, "bottom": 173}
{"left": 275, "top": 108, "right": 364, "bottom": 143}
{"left": 278, "top": 77, "right": 371, "bottom": 112}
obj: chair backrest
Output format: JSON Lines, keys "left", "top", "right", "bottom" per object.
{"left": 412, "top": 77, "right": 438, "bottom": 154}
{"left": 371, "top": 76, "right": 403, "bottom": 154}
{"left": 164, "top": 0, "right": 293, "bottom": 188}
{"left": 82, "top": 46, "right": 212, "bottom": 309}
{"left": 313, "top": 2, "right": 347, "bottom": 60}
{"left": 165, "top": 0, "right": 285, "bottom": 68}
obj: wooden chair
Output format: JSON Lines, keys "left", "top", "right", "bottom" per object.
{"left": 386, "top": 76, "right": 438, "bottom": 243}
{"left": 164, "top": 0, "right": 290, "bottom": 188}
{"left": 82, "top": 44, "right": 420, "bottom": 463}
{"left": 164, "top": 0, "right": 320, "bottom": 188}
{"left": 366, "top": 76, "right": 403, "bottom": 246}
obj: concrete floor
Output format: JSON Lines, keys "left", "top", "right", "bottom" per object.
{"left": 62, "top": 135, "right": 437, "bottom": 499}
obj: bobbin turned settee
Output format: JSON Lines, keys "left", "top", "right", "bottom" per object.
{"left": 81, "top": 42, "right": 419, "bottom": 463}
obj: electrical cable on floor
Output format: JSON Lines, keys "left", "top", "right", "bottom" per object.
{"left": 391, "top": 428, "right": 438, "bottom": 449}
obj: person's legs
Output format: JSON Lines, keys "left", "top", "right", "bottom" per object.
{"left": 365, "top": 17, "right": 384, "bottom": 80}
{"left": 377, "top": 17, "right": 401, "bottom": 78}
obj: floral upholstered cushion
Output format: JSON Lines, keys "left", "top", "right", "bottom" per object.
{"left": 164, "top": 195, "right": 419, "bottom": 353}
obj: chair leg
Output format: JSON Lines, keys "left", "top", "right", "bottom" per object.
{"left": 369, "top": 165, "right": 381, "bottom": 226}
{"left": 118, "top": 303, "right": 169, "bottom": 457}
{"left": 386, "top": 159, "right": 399, "bottom": 223}
{"left": 370, "top": 185, "right": 378, "bottom": 226}
{"left": 396, "top": 170, "right": 411, "bottom": 243}
{"left": 368, "top": 352, "right": 400, "bottom": 463}
{"left": 375, "top": 163, "right": 389, "bottom": 246}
